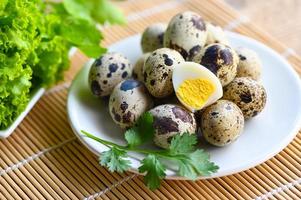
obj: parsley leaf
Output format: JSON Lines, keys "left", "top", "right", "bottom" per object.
{"left": 125, "top": 112, "right": 154, "bottom": 147}
{"left": 138, "top": 155, "right": 166, "bottom": 190}
{"left": 169, "top": 132, "right": 198, "bottom": 154}
{"left": 100, "top": 147, "right": 131, "bottom": 173}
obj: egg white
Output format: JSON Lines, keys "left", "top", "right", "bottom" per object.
{"left": 172, "top": 62, "right": 223, "bottom": 112}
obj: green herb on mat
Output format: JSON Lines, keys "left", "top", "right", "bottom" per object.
{"left": 0, "top": 0, "right": 125, "bottom": 129}
{"left": 82, "top": 112, "right": 219, "bottom": 190}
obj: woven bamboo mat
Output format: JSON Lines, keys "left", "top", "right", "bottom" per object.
{"left": 1, "top": 0, "right": 301, "bottom": 199}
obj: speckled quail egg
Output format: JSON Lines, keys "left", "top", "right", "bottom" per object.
{"left": 149, "top": 104, "right": 197, "bottom": 149}
{"left": 205, "top": 22, "right": 229, "bottom": 46}
{"left": 223, "top": 77, "right": 267, "bottom": 119}
{"left": 193, "top": 43, "right": 239, "bottom": 86}
{"left": 144, "top": 48, "right": 184, "bottom": 98}
{"left": 109, "top": 79, "right": 153, "bottom": 128}
{"left": 132, "top": 53, "right": 150, "bottom": 82}
{"left": 164, "top": 11, "right": 207, "bottom": 60}
{"left": 201, "top": 100, "right": 244, "bottom": 146}
{"left": 236, "top": 47, "right": 262, "bottom": 80}
{"left": 173, "top": 62, "right": 223, "bottom": 112}
{"left": 141, "top": 23, "right": 167, "bottom": 53}
{"left": 89, "top": 52, "right": 132, "bottom": 97}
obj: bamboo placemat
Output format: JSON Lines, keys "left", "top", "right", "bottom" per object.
{"left": 1, "top": 0, "right": 301, "bottom": 199}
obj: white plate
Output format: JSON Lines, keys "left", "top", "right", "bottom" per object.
{"left": 67, "top": 32, "right": 301, "bottom": 180}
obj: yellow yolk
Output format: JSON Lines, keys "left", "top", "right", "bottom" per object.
{"left": 176, "top": 79, "right": 215, "bottom": 109}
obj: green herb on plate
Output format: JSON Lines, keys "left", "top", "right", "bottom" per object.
{"left": 82, "top": 112, "right": 219, "bottom": 190}
{"left": 0, "top": 0, "right": 125, "bottom": 129}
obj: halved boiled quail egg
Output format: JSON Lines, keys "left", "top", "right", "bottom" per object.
{"left": 172, "top": 62, "right": 223, "bottom": 112}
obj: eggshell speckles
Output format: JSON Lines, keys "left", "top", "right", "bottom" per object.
{"left": 109, "top": 79, "right": 153, "bottom": 128}
{"left": 164, "top": 11, "right": 207, "bottom": 60}
{"left": 144, "top": 48, "right": 184, "bottom": 98}
{"left": 201, "top": 100, "right": 244, "bottom": 146}
{"left": 193, "top": 43, "right": 239, "bottom": 86}
{"left": 223, "top": 77, "right": 267, "bottom": 119}
{"left": 236, "top": 47, "right": 262, "bottom": 80}
{"left": 141, "top": 23, "right": 167, "bottom": 53}
{"left": 132, "top": 53, "right": 150, "bottom": 82}
{"left": 149, "top": 104, "right": 196, "bottom": 149}
{"left": 88, "top": 52, "right": 132, "bottom": 97}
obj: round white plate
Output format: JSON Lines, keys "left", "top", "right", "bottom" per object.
{"left": 67, "top": 32, "right": 301, "bottom": 180}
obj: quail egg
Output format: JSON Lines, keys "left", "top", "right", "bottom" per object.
{"left": 149, "top": 104, "right": 197, "bottom": 149}
{"left": 144, "top": 48, "right": 184, "bottom": 98}
{"left": 236, "top": 47, "right": 262, "bottom": 80}
{"left": 193, "top": 43, "right": 239, "bottom": 86}
{"left": 89, "top": 52, "right": 132, "bottom": 97}
{"left": 164, "top": 11, "right": 207, "bottom": 60}
{"left": 223, "top": 77, "right": 267, "bottom": 119}
{"left": 201, "top": 100, "right": 244, "bottom": 146}
{"left": 173, "top": 62, "right": 223, "bottom": 112}
{"left": 141, "top": 23, "right": 167, "bottom": 53}
{"left": 109, "top": 79, "right": 153, "bottom": 128}
{"left": 205, "top": 22, "right": 229, "bottom": 46}
{"left": 132, "top": 53, "right": 150, "bottom": 82}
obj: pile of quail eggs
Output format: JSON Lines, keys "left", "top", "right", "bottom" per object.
{"left": 88, "top": 11, "right": 267, "bottom": 148}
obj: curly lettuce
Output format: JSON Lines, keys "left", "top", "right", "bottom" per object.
{"left": 0, "top": 0, "right": 125, "bottom": 129}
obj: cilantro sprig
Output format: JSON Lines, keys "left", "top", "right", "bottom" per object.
{"left": 82, "top": 112, "right": 219, "bottom": 190}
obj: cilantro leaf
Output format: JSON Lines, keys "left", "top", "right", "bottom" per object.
{"left": 177, "top": 150, "right": 219, "bottom": 179}
{"left": 169, "top": 132, "right": 197, "bottom": 154}
{"left": 138, "top": 155, "right": 166, "bottom": 190}
{"left": 125, "top": 112, "right": 154, "bottom": 147}
{"left": 100, "top": 147, "right": 131, "bottom": 173}
{"left": 189, "top": 149, "right": 219, "bottom": 176}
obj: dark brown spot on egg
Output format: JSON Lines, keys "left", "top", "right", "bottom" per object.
{"left": 91, "top": 81, "right": 102, "bottom": 96}
{"left": 112, "top": 108, "right": 121, "bottom": 122}
{"left": 172, "top": 106, "right": 193, "bottom": 123}
{"left": 162, "top": 72, "right": 169, "bottom": 79}
{"left": 109, "top": 63, "right": 118, "bottom": 73}
{"left": 122, "top": 71, "right": 128, "bottom": 78}
{"left": 239, "top": 54, "right": 247, "bottom": 61}
{"left": 120, "top": 102, "right": 128, "bottom": 113}
{"left": 240, "top": 92, "right": 252, "bottom": 103}
{"left": 190, "top": 15, "right": 206, "bottom": 31}
{"left": 143, "top": 72, "right": 147, "bottom": 82}
{"left": 211, "top": 112, "right": 219, "bottom": 116}
{"left": 162, "top": 54, "right": 173, "bottom": 66}
{"left": 201, "top": 45, "right": 220, "bottom": 74}
{"left": 103, "top": 80, "right": 108, "bottom": 84}
{"left": 169, "top": 42, "right": 188, "bottom": 60}
{"left": 153, "top": 117, "right": 179, "bottom": 134}
{"left": 121, "top": 63, "right": 126, "bottom": 70}
{"left": 220, "top": 49, "right": 233, "bottom": 65}
{"left": 150, "top": 79, "right": 156, "bottom": 86}
{"left": 107, "top": 73, "right": 112, "bottom": 78}
{"left": 122, "top": 111, "right": 132, "bottom": 123}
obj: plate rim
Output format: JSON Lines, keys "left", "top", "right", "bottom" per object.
{"left": 67, "top": 31, "right": 301, "bottom": 180}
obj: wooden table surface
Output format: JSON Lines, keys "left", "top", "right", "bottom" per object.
{"left": 225, "top": 0, "right": 301, "bottom": 56}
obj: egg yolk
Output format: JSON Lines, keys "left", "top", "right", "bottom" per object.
{"left": 176, "top": 78, "right": 215, "bottom": 109}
